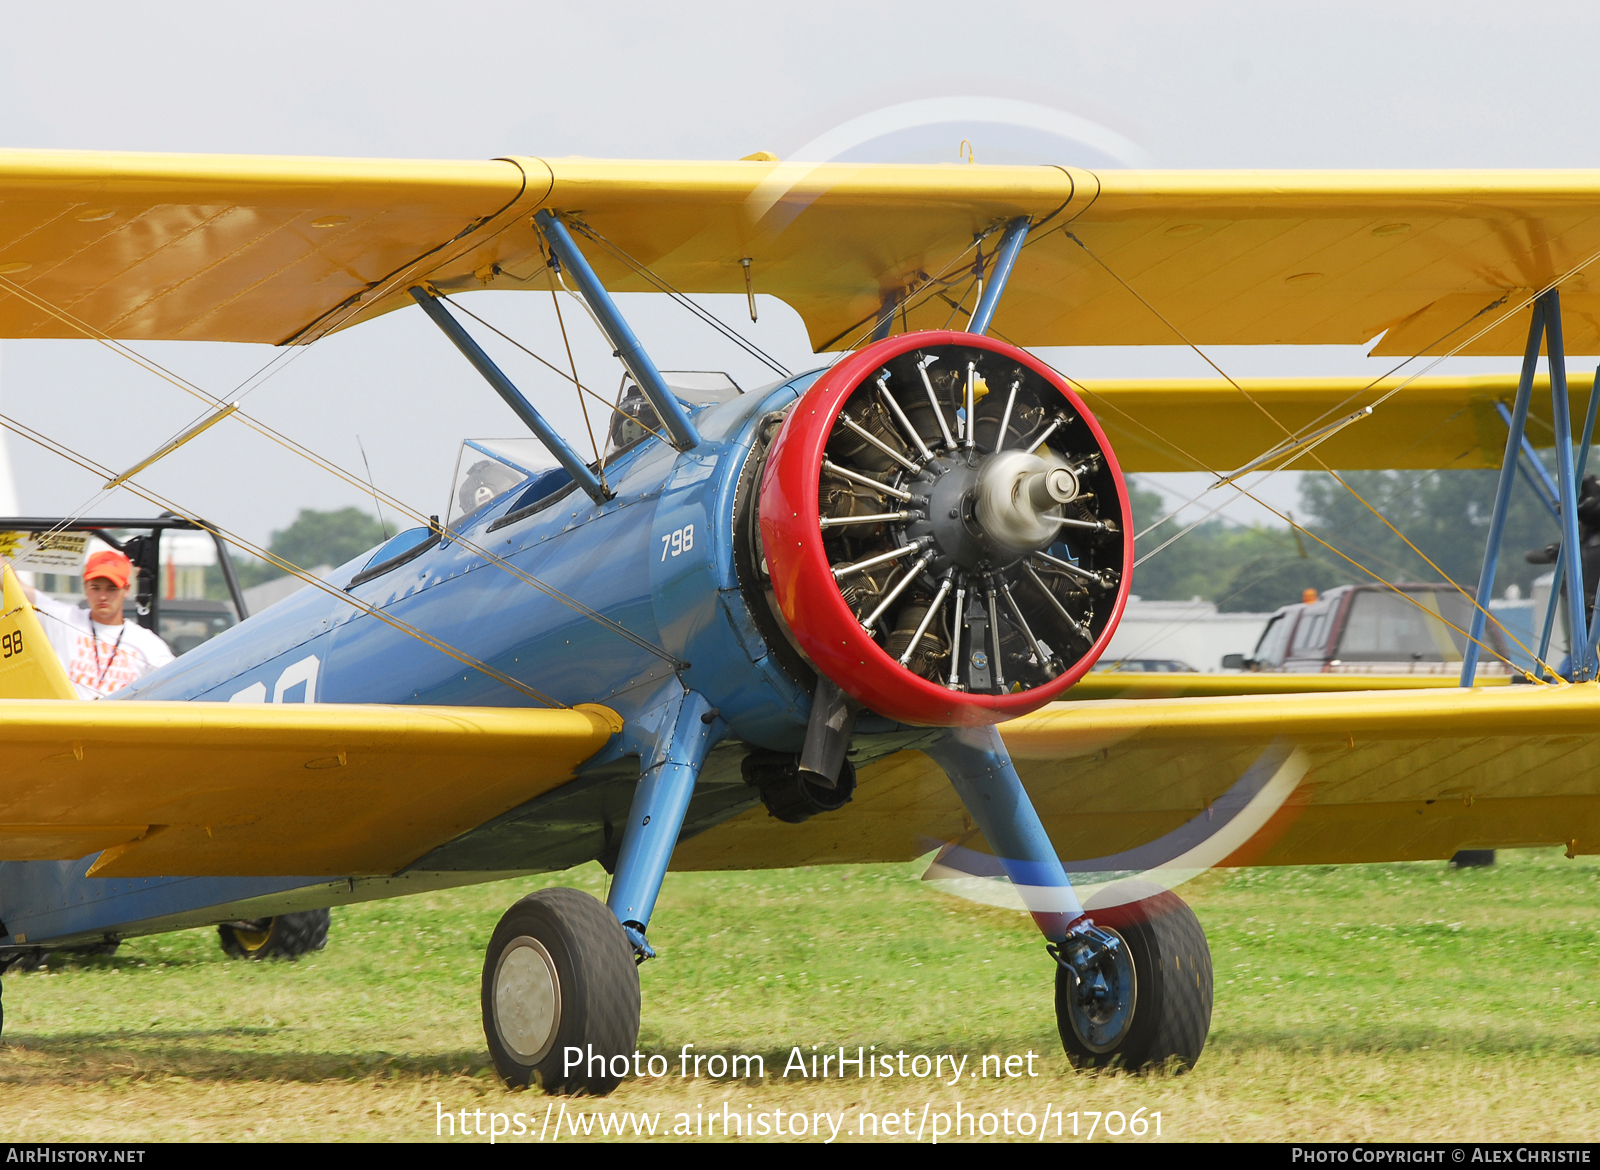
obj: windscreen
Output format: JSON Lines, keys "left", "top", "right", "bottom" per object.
{"left": 1336, "top": 589, "right": 1470, "bottom": 662}
{"left": 604, "top": 371, "right": 741, "bottom": 459}
{"left": 446, "top": 439, "right": 559, "bottom": 530}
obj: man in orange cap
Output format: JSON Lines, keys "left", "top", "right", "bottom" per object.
{"left": 9, "top": 549, "right": 174, "bottom": 698}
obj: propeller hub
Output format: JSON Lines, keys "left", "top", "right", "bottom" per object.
{"left": 973, "top": 450, "right": 1079, "bottom": 558}
{"left": 906, "top": 449, "right": 1082, "bottom": 572}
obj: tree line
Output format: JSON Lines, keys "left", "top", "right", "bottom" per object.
{"left": 1131, "top": 468, "right": 1563, "bottom": 613}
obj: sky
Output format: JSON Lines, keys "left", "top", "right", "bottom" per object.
{"left": 3, "top": 1, "right": 1600, "bottom": 550}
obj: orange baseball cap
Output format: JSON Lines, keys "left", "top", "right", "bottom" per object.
{"left": 83, "top": 550, "right": 132, "bottom": 589}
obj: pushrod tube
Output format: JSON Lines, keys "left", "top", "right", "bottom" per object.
{"left": 1461, "top": 300, "right": 1544, "bottom": 686}
{"left": 409, "top": 287, "right": 609, "bottom": 505}
{"left": 535, "top": 211, "right": 700, "bottom": 451}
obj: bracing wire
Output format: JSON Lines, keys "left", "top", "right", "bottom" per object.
{"left": 563, "top": 220, "right": 791, "bottom": 378}
{"left": 822, "top": 227, "right": 1003, "bottom": 354}
{"left": 0, "top": 410, "right": 566, "bottom": 707}
{"left": 1106, "top": 465, "right": 1504, "bottom": 667}
{"left": 433, "top": 291, "right": 672, "bottom": 450}
{"left": 1031, "top": 232, "right": 1600, "bottom": 679}
{"left": 357, "top": 434, "right": 390, "bottom": 541}
{"left": 0, "top": 273, "right": 681, "bottom": 667}
{"left": 995, "top": 337, "right": 1554, "bottom": 680}
{"left": 938, "top": 272, "right": 983, "bottom": 331}
{"left": 550, "top": 285, "right": 605, "bottom": 477}
{"left": 1061, "top": 229, "right": 1600, "bottom": 546}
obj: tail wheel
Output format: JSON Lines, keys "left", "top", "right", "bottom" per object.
{"left": 482, "top": 887, "right": 641, "bottom": 1094}
{"left": 1057, "top": 884, "right": 1213, "bottom": 1072}
{"left": 758, "top": 330, "right": 1131, "bottom": 726}
{"left": 217, "top": 909, "right": 330, "bottom": 960}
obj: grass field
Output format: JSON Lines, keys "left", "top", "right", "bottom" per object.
{"left": 2, "top": 848, "right": 1599, "bottom": 1143}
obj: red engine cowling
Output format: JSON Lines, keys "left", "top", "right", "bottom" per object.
{"left": 758, "top": 331, "right": 1133, "bottom": 726}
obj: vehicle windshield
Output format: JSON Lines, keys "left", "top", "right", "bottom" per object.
{"left": 1252, "top": 612, "right": 1294, "bottom": 667}
{"left": 156, "top": 602, "right": 237, "bottom": 656}
{"left": 1336, "top": 589, "right": 1472, "bottom": 662}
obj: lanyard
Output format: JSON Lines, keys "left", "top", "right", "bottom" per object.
{"left": 89, "top": 618, "right": 127, "bottom": 691}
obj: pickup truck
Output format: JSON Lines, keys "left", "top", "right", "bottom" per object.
{"left": 1223, "top": 582, "right": 1512, "bottom": 674}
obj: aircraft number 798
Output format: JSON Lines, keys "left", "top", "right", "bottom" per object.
{"left": 660, "top": 524, "right": 695, "bottom": 560}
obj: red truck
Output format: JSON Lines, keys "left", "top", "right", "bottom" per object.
{"left": 1224, "top": 582, "right": 1513, "bottom": 674}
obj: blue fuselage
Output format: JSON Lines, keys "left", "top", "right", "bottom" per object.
{"left": 0, "top": 372, "right": 931, "bottom": 949}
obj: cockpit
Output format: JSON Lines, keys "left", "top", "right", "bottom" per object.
{"left": 605, "top": 370, "right": 741, "bottom": 454}
{"left": 446, "top": 370, "right": 742, "bottom": 529}
{"left": 351, "top": 371, "right": 745, "bottom": 588}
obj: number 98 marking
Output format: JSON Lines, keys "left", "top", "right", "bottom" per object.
{"left": 660, "top": 524, "right": 695, "bottom": 561}
{"left": 1, "top": 630, "right": 20, "bottom": 658}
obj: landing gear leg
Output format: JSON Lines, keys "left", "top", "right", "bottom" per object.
{"left": 926, "top": 726, "right": 1213, "bottom": 1072}
{"left": 604, "top": 690, "right": 718, "bottom": 958}
{"left": 480, "top": 688, "right": 718, "bottom": 1093}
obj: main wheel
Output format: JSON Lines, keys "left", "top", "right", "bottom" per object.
{"left": 1056, "top": 884, "right": 1212, "bottom": 1072}
{"left": 218, "top": 909, "right": 330, "bottom": 960}
{"left": 482, "top": 888, "right": 641, "bottom": 1094}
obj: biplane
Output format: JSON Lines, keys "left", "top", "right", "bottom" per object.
{"left": 1, "top": 151, "right": 1599, "bottom": 1091}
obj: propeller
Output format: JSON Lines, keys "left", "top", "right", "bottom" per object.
{"left": 756, "top": 331, "right": 1132, "bottom": 726}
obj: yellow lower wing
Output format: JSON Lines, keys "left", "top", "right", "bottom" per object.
{"left": 672, "top": 684, "right": 1600, "bottom": 872}
{"left": 0, "top": 698, "right": 620, "bottom": 877}
{"left": 1067, "top": 671, "right": 1508, "bottom": 701}
{"left": 0, "top": 566, "right": 76, "bottom": 700}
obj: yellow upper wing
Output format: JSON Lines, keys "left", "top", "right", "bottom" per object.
{"left": 2, "top": 152, "right": 1598, "bottom": 356}
{"left": 0, "top": 698, "right": 619, "bottom": 877}
{"left": 1078, "top": 371, "right": 1597, "bottom": 472}
{"left": 671, "top": 683, "right": 1600, "bottom": 873}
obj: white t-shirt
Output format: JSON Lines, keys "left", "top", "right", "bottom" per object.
{"left": 31, "top": 594, "right": 176, "bottom": 699}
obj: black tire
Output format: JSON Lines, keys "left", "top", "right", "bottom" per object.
{"left": 481, "top": 888, "right": 641, "bottom": 1095}
{"left": 218, "top": 909, "right": 330, "bottom": 960}
{"left": 1056, "top": 883, "right": 1212, "bottom": 1072}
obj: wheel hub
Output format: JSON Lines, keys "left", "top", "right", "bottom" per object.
{"left": 494, "top": 936, "right": 562, "bottom": 1062}
{"left": 1051, "top": 924, "right": 1136, "bottom": 1054}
